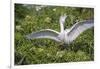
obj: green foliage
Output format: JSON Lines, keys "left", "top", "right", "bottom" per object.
{"left": 15, "top": 4, "right": 94, "bottom": 65}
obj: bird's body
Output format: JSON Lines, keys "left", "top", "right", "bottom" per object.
{"left": 26, "top": 14, "right": 94, "bottom": 44}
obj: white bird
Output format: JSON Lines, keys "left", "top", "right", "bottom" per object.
{"left": 26, "top": 14, "right": 94, "bottom": 44}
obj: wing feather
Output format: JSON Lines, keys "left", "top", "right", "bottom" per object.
{"left": 26, "top": 29, "right": 61, "bottom": 42}
{"left": 67, "top": 19, "right": 94, "bottom": 42}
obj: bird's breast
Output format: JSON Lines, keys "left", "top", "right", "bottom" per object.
{"left": 58, "top": 31, "right": 71, "bottom": 44}
{"left": 63, "top": 31, "right": 70, "bottom": 44}
{"left": 58, "top": 32, "right": 65, "bottom": 42}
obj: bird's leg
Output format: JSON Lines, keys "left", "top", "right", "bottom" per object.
{"left": 58, "top": 42, "right": 72, "bottom": 50}
{"left": 58, "top": 43, "right": 68, "bottom": 50}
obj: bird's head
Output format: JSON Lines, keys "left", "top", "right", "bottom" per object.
{"left": 59, "top": 14, "right": 67, "bottom": 24}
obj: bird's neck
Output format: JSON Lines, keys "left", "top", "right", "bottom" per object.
{"left": 60, "top": 23, "right": 64, "bottom": 33}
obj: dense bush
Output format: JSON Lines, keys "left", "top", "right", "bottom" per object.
{"left": 15, "top": 4, "right": 94, "bottom": 65}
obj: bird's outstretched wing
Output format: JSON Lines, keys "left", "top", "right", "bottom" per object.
{"left": 67, "top": 19, "right": 94, "bottom": 42}
{"left": 26, "top": 29, "right": 61, "bottom": 42}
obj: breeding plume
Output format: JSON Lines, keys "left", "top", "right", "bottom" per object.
{"left": 26, "top": 14, "right": 94, "bottom": 44}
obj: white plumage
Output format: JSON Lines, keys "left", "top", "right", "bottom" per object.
{"left": 26, "top": 14, "right": 94, "bottom": 44}
{"left": 26, "top": 29, "right": 60, "bottom": 42}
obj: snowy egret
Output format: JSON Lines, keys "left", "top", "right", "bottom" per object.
{"left": 26, "top": 14, "right": 94, "bottom": 44}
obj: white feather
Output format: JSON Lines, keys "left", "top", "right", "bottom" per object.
{"left": 26, "top": 29, "right": 61, "bottom": 42}
{"left": 67, "top": 19, "right": 94, "bottom": 42}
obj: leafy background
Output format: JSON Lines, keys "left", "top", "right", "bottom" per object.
{"left": 15, "top": 4, "right": 94, "bottom": 65}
